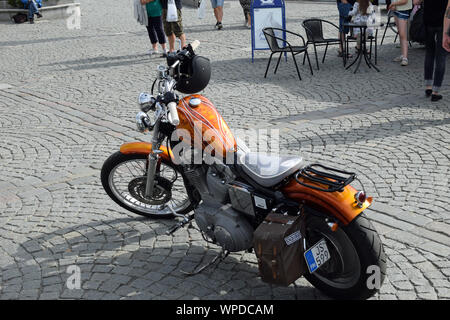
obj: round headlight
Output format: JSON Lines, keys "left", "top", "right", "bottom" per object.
{"left": 135, "top": 112, "right": 151, "bottom": 132}
{"left": 138, "top": 92, "right": 155, "bottom": 112}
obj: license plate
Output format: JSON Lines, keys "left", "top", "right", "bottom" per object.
{"left": 304, "top": 238, "right": 331, "bottom": 273}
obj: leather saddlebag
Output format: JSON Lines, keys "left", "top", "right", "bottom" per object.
{"left": 253, "top": 213, "right": 307, "bottom": 286}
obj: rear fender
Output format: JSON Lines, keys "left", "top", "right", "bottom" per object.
{"left": 281, "top": 179, "right": 372, "bottom": 225}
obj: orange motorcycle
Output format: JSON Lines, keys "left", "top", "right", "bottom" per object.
{"left": 101, "top": 41, "right": 386, "bottom": 299}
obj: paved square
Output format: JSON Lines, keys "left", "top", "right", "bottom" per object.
{"left": 0, "top": 0, "right": 449, "bottom": 300}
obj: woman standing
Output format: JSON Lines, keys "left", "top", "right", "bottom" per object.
{"left": 388, "top": 0, "right": 413, "bottom": 66}
{"left": 415, "top": 0, "right": 448, "bottom": 101}
{"left": 141, "top": 0, "right": 167, "bottom": 57}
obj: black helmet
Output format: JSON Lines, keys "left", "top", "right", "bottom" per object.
{"left": 176, "top": 55, "right": 211, "bottom": 94}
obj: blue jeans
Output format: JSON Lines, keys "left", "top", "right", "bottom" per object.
{"left": 337, "top": 2, "right": 352, "bottom": 33}
{"left": 210, "top": 0, "right": 224, "bottom": 9}
{"left": 26, "top": 0, "right": 39, "bottom": 19}
{"left": 424, "top": 26, "right": 447, "bottom": 92}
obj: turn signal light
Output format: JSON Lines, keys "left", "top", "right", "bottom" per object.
{"left": 354, "top": 191, "right": 366, "bottom": 208}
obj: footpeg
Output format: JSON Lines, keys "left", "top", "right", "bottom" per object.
{"left": 165, "top": 205, "right": 193, "bottom": 235}
{"left": 166, "top": 217, "right": 193, "bottom": 235}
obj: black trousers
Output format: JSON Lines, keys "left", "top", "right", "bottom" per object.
{"left": 146, "top": 16, "right": 166, "bottom": 45}
{"left": 424, "top": 26, "right": 447, "bottom": 91}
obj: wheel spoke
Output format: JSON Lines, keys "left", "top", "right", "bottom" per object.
{"left": 108, "top": 158, "right": 192, "bottom": 216}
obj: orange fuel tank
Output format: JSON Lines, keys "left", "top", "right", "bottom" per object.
{"left": 176, "top": 94, "right": 237, "bottom": 158}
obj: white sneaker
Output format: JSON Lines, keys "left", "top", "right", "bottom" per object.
{"left": 148, "top": 49, "right": 159, "bottom": 56}
{"left": 393, "top": 55, "right": 403, "bottom": 62}
{"left": 401, "top": 57, "right": 408, "bottom": 66}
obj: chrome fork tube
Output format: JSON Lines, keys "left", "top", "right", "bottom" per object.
{"left": 145, "top": 119, "right": 162, "bottom": 198}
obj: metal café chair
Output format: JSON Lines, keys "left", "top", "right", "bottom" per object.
{"left": 301, "top": 18, "right": 343, "bottom": 70}
{"left": 262, "top": 27, "right": 313, "bottom": 81}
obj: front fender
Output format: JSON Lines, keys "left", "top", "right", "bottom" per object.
{"left": 119, "top": 142, "right": 172, "bottom": 162}
{"left": 281, "top": 179, "right": 372, "bottom": 225}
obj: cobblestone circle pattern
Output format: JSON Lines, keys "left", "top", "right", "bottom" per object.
{"left": 0, "top": 0, "right": 449, "bottom": 300}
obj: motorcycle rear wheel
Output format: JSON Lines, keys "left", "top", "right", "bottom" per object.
{"left": 101, "top": 152, "right": 195, "bottom": 218}
{"left": 304, "top": 212, "right": 386, "bottom": 300}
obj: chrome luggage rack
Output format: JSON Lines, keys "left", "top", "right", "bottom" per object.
{"left": 294, "top": 164, "right": 356, "bottom": 192}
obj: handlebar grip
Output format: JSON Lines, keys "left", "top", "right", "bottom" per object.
{"left": 191, "top": 40, "right": 200, "bottom": 51}
{"left": 167, "top": 102, "right": 180, "bottom": 126}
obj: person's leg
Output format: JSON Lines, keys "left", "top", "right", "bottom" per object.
{"left": 153, "top": 16, "right": 167, "bottom": 53}
{"left": 27, "top": 0, "right": 38, "bottom": 20}
{"left": 432, "top": 27, "right": 447, "bottom": 98}
{"left": 337, "top": 3, "right": 344, "bottom": 53}
{"left": 396, "top": 16, "right": 409, "bottom": 59}
{"left": 167, "top": 33, "right": 176, "bottom": 52}
{"left": 424, "top": 26, "right": 436, "bottom": 95}
{"left": 210, "top": 0, "right": 217, "bottom": 26}
{"left": 32, "top": 0, "right": 41, "bottom": 17}
{"left": 179, "top": 33, "right": 186, "bottom": 49}
{"left": 175, "top": 10, "right": 186, "bottom": 49}
{"left": 214, "top": 6, "right": 223, "bottom": 23}
{"left": 245, "top": 0, "right": 251, "bottom": 27}
{"left": 337, "top": 2, "right": 351, "bottom": 54}
{"left": 146, "top": 24, "right": 158, "bottom": 52}
{"left": 212, "top": 0, "right": 224, "bottom": 28}
{"left": 162, "top": 9, "right": 176, "bottom": 53}
{"left": 28, "top": 6, "right": 34, "bottom": 20}
{"left": 239, "top": 0, "right": 247, "bottom": 22}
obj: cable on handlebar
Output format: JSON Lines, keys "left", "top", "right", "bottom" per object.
{"left": 151, "top": 78, "right": 157, "bottom": 95}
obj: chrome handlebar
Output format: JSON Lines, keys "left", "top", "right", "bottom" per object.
{"left": 136, "top": 41, "right": 201, "bottom": 131}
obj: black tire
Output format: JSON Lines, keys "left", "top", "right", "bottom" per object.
{"left": 304, "top": 212, "right": 386, "bottom": 300}
{"left": 101, "top": 152, "right": 196, "bottom": 219}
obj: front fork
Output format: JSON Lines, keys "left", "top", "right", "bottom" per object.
{"left": 145, "top": 119, "right": 163, "bottom": 198}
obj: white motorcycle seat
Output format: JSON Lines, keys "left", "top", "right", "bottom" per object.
{"left": 238, "top": 152, "right": 304, "bottom": 188}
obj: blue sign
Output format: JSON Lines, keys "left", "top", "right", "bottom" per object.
{"left": 251, "top": 0, "right": 286, "bottom": 62}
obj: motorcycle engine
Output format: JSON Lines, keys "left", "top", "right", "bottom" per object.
{"left": 184, "top": 163, "right": 254, "bottom": 252}
{"left": 195, "top": 201, "right": 254, "bottom": 252}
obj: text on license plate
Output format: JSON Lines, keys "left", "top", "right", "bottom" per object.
{"left": 304, "top": 238, "right": 331, "bottom": 273}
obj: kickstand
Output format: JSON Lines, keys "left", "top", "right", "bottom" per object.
{"left": 180, "top": 248, "right": 229, "bottom": 276}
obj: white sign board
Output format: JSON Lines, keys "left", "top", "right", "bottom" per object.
{"left": 253, "top": 7, "right": 284, "bottom": 50}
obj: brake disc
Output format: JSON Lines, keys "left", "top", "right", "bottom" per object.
{"left": 128, "top": 176, "right": 172, "bottom": 205}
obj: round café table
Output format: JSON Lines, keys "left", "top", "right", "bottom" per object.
{"left": 343, "top": 21, "right": 381, "bottom": 73}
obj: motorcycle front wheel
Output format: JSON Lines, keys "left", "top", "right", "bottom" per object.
{"left": 304, "top": 212, "right": 386, "bottom": 300}
{"left": 101, "top": 152, "right": 195, "bottom": 219}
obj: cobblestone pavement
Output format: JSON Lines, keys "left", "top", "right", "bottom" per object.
{"left": 0, "top": 0, "right": 449, "bottom": 300}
